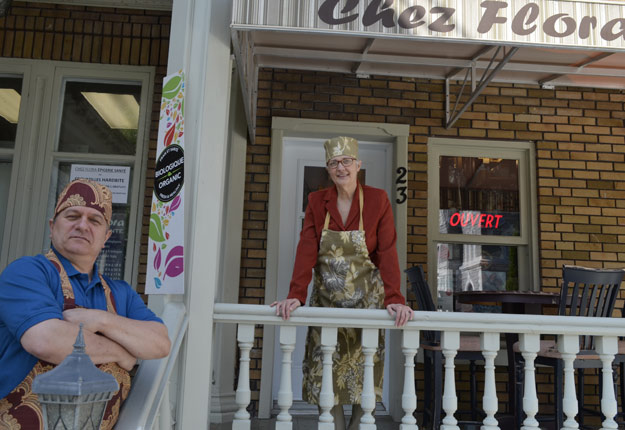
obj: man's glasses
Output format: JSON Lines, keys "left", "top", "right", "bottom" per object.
{"left": 327, "top": 158, "right": 356, "bottom": 169}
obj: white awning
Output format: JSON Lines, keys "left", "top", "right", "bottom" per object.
{"left": 231, "top": 0, "right": 625, "bottom": 137}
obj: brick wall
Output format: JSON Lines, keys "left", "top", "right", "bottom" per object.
{"left": 0, "top": 2, "right": 171, "bottom": 291}
{"left": 240, "top": 67, "right": 625, "bottom": 416}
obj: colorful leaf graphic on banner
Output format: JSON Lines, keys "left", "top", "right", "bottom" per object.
{"left": 164, "top": 124, "right": 175, "bottom": 147}
{"left": 149, "top": 213, "right": 166, "bottom": 242}
{"left": 154, "top": 248, "right": 162, "bottom": 270}
{"left": 162, "top": 75, "right": 182, "bottom": 100}
{"left": 170, "top": 196, "right": 181, "bottom": 211}
{"left": 154, "top": 277, "right": 162, "bottom": 289}
{"left": 163, "top": 246, "right": 184, "bottom": 279}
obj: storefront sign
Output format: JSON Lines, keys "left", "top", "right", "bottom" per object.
{"left": 146, "top": 71, "right": 185, "bottom": 295}
{"left": 232, "top": 0, "right": 625, "bottom": 50}
{"left": 70, "top": 164, "right": 130, "bottom": 204}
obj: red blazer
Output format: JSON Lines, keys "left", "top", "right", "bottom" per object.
{"left": 287, "top": 183, "right": 405, "bottom": 307}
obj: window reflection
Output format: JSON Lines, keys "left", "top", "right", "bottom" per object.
{"left": 439, "top": 156, "right": 520, "bottom": 236}
{"left": 436, "top": 243, "right": 519, "bottom": 311}
{"left": 58, "top": 81, "right": 141, "bottom": 155}
{"left": 0, "top": 77, "right": 22, "bottom": 149}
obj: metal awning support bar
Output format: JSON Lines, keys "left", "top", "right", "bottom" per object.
{"left": 352, "top": 38, "right": 375, "bottom": 74}
{"left": 539, "top": 52, "right": 615, "bottom": 86}
{"left": 446, "top": 46, "right": 519, "bottom": 129}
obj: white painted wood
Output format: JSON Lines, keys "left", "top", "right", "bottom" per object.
{"left": 519, "top": 334, "right": 540, "bottom": 430}
{"left": 166, "top": 0, "right": 233, "bottom": 428}
{"left": 440, "top": 331, "right": 460, "bottom": 430}
{"left": 558, "top": 335, "right": 580, "bottom": 430}
{"left": 360, "top": 328, "right": 379, "bottom": 430}
{"left": 233, "top": 324, "right": 255, "bottom": 430}
{"left": 480, "top": 332, "right": 500, "bottom": 430}
{"left": 319, "top": 327, "right": 338, "bottom": 430}
{"left": 276, "top": 326, "right": 297, "bottom": 430}
{"left": 596, "top": 336, "right": 618, "bottom": 430}
{"left": 400, "top": 331, "right": 419, "bottom": 430}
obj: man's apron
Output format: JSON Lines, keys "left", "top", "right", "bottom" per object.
{"left": 0, "top": 250, "right": 131, "bottom": 430}
{"left": 302, "top": 186, "right": 385, "bottom": 405}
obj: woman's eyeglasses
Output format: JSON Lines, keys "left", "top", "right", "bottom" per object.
{"left": 327, "top": 158, "right": 356, "bottom": 169}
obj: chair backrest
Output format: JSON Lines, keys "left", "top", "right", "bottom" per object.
{"left": 405, "top": 265, "right": 439, "bottom": 344}
{"left": 558, "top": 265, "right": 625, "bottom": 349}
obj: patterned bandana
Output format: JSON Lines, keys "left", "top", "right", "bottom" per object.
{"left": 323, "top": 136, "right": 359, "bottom": 163}
{"left": 54, "top": 179, "right": 113, "bottom": 225}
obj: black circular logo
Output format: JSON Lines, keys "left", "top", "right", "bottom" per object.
{"left": 154, "top": 144, "right": 184, "bottom": 202}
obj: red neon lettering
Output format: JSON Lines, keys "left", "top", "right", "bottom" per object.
{"left": 450, "top": 213, "right": 460, "bottom": 226}
{"left": 461, "top": 213, "right": 469, "bottom": 227}
{"left": 479, "top": 214, "right": 486, "bottom": 227}
{"left": 485, "top": 214, "right": 494, "bottom": 228}
{"left": 494, "top": 215, "right": 503, "bottom": 228}
{"left": 470, "top": 212, "right": 480, "bottom": 226}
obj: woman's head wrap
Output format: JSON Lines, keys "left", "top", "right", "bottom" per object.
{"left": 323, "top": 136, "right": 359, "bottom": 163}
{"left": 54, "top": 178, "right": 113, "bottom": 225}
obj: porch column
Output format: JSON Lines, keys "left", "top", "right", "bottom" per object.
{"left": 162, "top": 0, "right": 233, "bottom": 428}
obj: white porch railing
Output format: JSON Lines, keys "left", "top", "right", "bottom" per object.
{"left": 115, "top": 301, "right": 189, "bottom": 430}
{"left": 214, "top": 303, "right": 625, "bottom": 430}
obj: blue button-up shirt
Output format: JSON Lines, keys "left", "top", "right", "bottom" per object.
{"left": 0, "top": 248, "right": 163, "bottom": 398}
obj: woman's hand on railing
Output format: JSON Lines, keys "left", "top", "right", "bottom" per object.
{"left": 386, "top": 304, "right": 414, "bottom": 327}
{"left": 270, "top": 298, "right": 302, "bottom": 320}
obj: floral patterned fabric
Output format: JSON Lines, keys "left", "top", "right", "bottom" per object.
{"left": 0, "top": 251, "right": 130, "bottom": 430}
{"left": 302, "top": 186, "right": 385, "bottom": 405}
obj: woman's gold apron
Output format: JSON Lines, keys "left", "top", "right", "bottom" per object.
{"left": 302, "top": 186, "right": 385, "bottom": 405}
{"left": 0, "top": 250, "right": 131, "bottom": 430}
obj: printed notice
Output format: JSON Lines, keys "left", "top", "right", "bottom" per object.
{"left": 70, "top": 164, "right": 131, "bottom": 204}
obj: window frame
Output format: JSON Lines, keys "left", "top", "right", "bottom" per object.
{"left": 427, "top": 137, "right": 539, "bottom": 295}
{"left": 0, "top": 58, "right": 154, "bottom": 288}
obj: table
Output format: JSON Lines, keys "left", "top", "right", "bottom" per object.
{"left": 454, "top": 290, "right": 560, "bottom": 424}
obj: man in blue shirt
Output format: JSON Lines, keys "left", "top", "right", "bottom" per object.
{"left": 0, "top": 178, "right": 171, "bottom": 429}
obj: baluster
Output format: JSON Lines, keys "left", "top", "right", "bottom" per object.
{"left": 440, "top": 331, "right": 460, "bottom": 430}
{"left": 276, "top": 326, "right": 297, "bottom": 430}
{"left": 319, "top": 327, "right": 337, "bottom": 430}
{"left": 360, "top": 328, "right": 379, "bottom": 430}
{"left": 596, "top": 336, "right": 618, "bottom": 430}
{"left": 400, "top": 330, "right": 419, "bottom": 430}
{"left": 233, "top": 324, "right": 254, "bottom": 430}
{"left": 519, "top": 333, "right": 540, "bottom": 430}
{"left": 481, "top": 332, "right": 500, "bottom": 430}
{"left": 558, "top": 335, "right": 580, "bottom": 430}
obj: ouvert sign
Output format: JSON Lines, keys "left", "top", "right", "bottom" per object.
{"left": 231, "top": 0, "right": 625, "bottom": 50}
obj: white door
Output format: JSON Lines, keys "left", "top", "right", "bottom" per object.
{"left": 272, "top": 136, "right": 393, "bottom": 411}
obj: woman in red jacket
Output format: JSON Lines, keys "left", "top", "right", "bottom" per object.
{"left": 272, "top": 136, "right": 413, "bottom": 430}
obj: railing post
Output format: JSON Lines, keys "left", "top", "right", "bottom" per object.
{"left": 360, "top": 328, "right": 379, "bottom": 430}
{"left": 233, "top": 324, "right": 254, "bottom": 430}
{"left": 319, "top": 327, "right": 338, "bottom": 430}
{"left": 596, "top": 336, "right": 618, "bottom": 430}
{"left": 519, "top": 333, "right": 540, "bottom": 430}
{"left": 277, "top": 326, "right": 297, "bottom": 430}
{"left": 440, "top": 331, "right": 460, "bottom": 430}
{"left": 400, "top": 330, "right": 419, "bottom": 430}
{"left": 558, "top": 334, "right": 580, "bottom": 430}
{"left": 481, "top": 332, "right": 500, "bottom": 430}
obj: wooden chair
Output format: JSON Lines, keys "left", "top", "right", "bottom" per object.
{"left": 515, "top": 265, "right": 624, "bottom": 429}
{"left": 405, "top": 265, "right": 484, "bottom": 430}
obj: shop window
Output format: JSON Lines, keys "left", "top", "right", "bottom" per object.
{"left": 0, "top": 59, "right": 152, "bottom": 286}
{"left": 428, "top": 138, "right": 538, "bottom": 310}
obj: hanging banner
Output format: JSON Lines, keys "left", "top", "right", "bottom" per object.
{"left": 146, "top": 71, "right": 185, "bottom": 294}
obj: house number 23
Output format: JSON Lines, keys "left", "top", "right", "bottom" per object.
{"left": 396, "top": 167, "right": 407, "bottom": 204}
